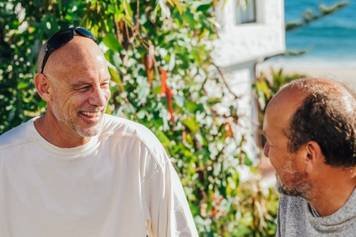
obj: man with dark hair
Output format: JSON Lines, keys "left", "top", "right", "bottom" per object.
{"left": 0, "top": 27, "right": 198, "bottom": 237}
{"left": 263, "top": 78, "right": 355, "bottom": 236}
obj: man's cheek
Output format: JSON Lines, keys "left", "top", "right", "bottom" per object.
{"left": 268, "top": 152, "right": 280, "bottom": 169}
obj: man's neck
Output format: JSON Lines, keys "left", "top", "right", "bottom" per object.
{"left": 34, "top": 112, "right": 90, "bottom": 148}
{"left": 307, "top": 174, "right": 355, "bottom": 217}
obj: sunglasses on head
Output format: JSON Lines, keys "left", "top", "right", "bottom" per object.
{"left": 40, "top": 27, "right": 97, "bottom": 73}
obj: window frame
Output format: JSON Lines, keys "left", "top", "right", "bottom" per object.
{"left": 235, "top": 0, "right": 258, "bottom": 25}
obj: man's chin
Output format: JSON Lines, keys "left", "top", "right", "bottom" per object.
{"left": 277, "top": 184, "right": 303, "bottom": 197}
{"left": 276, "top": 179, "right": 305, "bottom": 197}
{"left": 75, "top": 120, "right": 103, "bottom": 138}
{"left": 276, "top": 178, "right": 313, "bottom": 199}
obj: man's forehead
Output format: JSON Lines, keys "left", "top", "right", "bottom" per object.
{"left": 48, "top": 37, "right": 105, "bottom": 67}
{"left": 265, "top": 88, "right": 306, "bottom": 130}
{"left": 264, "top": 107, "right": 289, "bottom": 134}
{"left": 45, "top": 37, "right": 109, "bottom": 79}
{"left": 269, "top": 87, "right": 306, "bottom": 109}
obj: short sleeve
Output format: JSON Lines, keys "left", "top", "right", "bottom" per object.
{"left": 143, "top": 154, "right": 198, "bottom": 237}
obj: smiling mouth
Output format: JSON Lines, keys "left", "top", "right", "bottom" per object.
{"left": 78, "top": 111, "right": 102, "bottom": 123}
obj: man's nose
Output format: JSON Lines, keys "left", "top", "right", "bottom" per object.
{"left": 89, "top": 87, "right": 109, "bottom": 107}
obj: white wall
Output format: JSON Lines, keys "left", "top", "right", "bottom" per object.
{"left": 222, "top": 63, "right": 260, "bottom": 160}
{"left": 213, "top": 0, "right": 285, "bottom": 67}
{"left": 212, "top": 0, "right": 285, "bottom": 160}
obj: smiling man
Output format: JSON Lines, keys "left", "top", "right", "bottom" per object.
{"left": 263, "top": 78, "right": 356, "bottom": 236}
{"left": 0, "top": 27, "right": 197, "bottom": 237}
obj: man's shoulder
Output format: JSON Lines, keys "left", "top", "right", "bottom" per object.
{"left": 0, "top": 119, "right": 34, "bottom": 152}
{"left": 102, "top": 114, "right": 168, "bottom": 162}
{"left": 279, "top": 193, "right": 306, "bottom": 212}
{"left": 102, "top": 114, "right": 159, "bottom": 143}
{"left": 277, "top": 194, "right": 309, "bottom": 237}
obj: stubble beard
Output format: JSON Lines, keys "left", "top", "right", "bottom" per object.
{"left": 276, "top": 172, "right": 311, "bottom": 198}
{"left": 51, "top": 104, "right": 104, "bottom": 138}
{"left": 70, "top": 113, "right": 104, "bottom": 138}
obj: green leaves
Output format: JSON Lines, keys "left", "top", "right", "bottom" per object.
{"left": 155, "top": 129, "right": 171, "bottom": 147}
{"left": 108, "top": 66, "right": 124, "bottom": 92}
{"left": 16, "top": 81, "right": 29, "bottom": 90}
{"left": 197, "top": 3, "right": 211, "bottom": 12}
{"left": 103, "top": 33, "right": 122, "bottom": 52}
{"left": 182, "top": 116, "right": 200, "bottom": 134}
{"left": 121, "top": 0, "right": 134, "bottom": 25}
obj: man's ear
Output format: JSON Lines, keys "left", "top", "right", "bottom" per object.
{"left": 34, "top": 73, "right": 51, "bottom": 102}
{"left": 305, "top": 141, "right": 324, "bottom": 167}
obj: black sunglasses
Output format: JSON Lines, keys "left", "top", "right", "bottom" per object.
{"left": 40, "top": 27, "right": 97, "bottom": 73}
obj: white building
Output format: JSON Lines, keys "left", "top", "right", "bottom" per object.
{"left": 213, "top": 0, "right": 285, "bottom": 159}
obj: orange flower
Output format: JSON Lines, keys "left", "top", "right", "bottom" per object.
{"left": 144, "top": 44, "right": 155, "bottom": 85}
{"left": 160, "top": 69, "right": 174, "bottom": 122}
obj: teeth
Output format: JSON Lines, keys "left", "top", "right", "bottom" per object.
{"left": 81, "top": 111, "right": 101, "bottom": 117}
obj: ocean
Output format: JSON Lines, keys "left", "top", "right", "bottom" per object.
{"left": 285, "top": 0, "right": 356, "bottom": 61}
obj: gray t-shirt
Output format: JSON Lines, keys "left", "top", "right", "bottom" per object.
{"left": 276, "top": 190, "right": 356, "bottom": 237}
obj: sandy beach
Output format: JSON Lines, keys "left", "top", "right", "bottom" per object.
{"left": 258, "top": 60, "right": 356, "bottom": 91}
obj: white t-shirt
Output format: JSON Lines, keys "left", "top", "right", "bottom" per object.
{"left": 0, "top": 115, "right": 198, "bottom": 237}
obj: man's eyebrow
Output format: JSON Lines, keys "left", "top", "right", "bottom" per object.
{"left": 71, "top": 78, "right": 110, "bottom": 87}
{"left": 71, "top": 81, "right": 91, "bottom": 87}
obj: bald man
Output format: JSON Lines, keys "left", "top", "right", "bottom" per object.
{"left": 263, "top": 78, "right": 356, "bottom": 236}
{"left": 0, "top": 27, "right": 198, "bottom": 237}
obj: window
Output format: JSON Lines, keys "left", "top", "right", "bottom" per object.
{"left": 235, "top": 0, "right": 257, "bottom": 24}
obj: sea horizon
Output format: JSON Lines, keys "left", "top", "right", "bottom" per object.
{"left": 278, "top": 0, "right": 356, "bottom": 64}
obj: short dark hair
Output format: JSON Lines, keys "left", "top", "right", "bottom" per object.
{"left": 286, "top": 79, "right": 355, "bottom": 167}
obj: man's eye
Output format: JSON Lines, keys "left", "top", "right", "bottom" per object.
{"left": 101, "top": 82, "right": 109, "bottom": 88}
{"left": 77, "top": 86, "right": 91, "bottom": 92}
